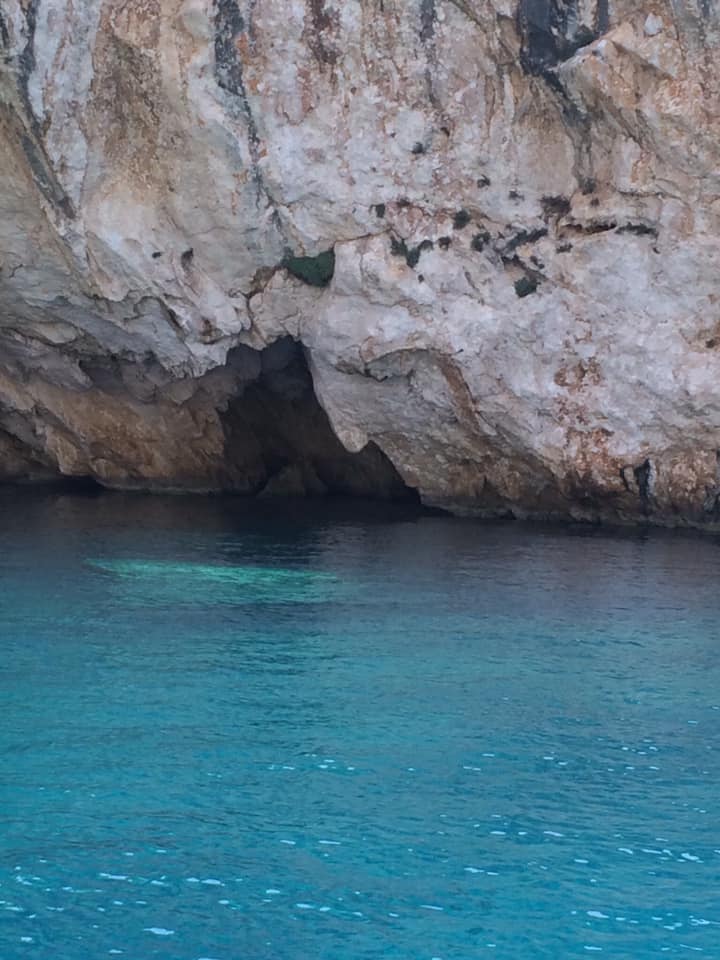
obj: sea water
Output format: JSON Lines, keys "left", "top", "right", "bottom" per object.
{"left": 1, "top": 490, "right": 719, "bottom": 959}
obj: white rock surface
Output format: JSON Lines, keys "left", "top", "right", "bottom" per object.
{"left": 1, "top": 0, "right": 720, "bottom": 523}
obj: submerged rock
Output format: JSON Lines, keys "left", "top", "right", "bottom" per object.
{"left": 1, "top": 1, "right": 720, "bottom": 525}
{"left": 89, "top": 558, "right": 343, "bottom": 604}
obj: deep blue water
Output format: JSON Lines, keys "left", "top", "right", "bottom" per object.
{"left": 1, "top": 490, "right": 719, "bottom": 959}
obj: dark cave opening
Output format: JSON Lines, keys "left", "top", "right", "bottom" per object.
{"left": 221, "top": 337, "right": 418, "bottom": 502}
{"left": 0, "top": 337, "right": 418, "bottom": 503}
{"left": 0, "top": 437, "right": 103, "bottom": 493}
{"left": 41, "top": 474, "right": 105, "bottom": 493}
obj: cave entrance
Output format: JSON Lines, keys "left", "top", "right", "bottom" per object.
{"left": 222, "top": 338, "right": 418, "bottom": 502}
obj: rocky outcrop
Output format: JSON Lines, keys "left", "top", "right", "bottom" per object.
{"left": 2, "top": 0, "right": 720, "bottom": 523}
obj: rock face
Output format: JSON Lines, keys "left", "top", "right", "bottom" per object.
{"left": 1, "top": 0, "right": 720, "bottom": 523}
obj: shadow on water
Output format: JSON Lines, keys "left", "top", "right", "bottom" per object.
{"left": 5, "top": 482, "right": 720, "bottom": 540}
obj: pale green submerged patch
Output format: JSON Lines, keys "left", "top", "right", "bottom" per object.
{"left": 88, "top": 559, "right": 343, "bottom": 605}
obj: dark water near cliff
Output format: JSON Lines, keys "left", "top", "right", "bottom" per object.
{"left": 1, "top": 490, "right": 719, "bottom": 959}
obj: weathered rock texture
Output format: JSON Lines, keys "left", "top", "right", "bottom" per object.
{"left": 2, "top": 0, "right": 720, "bottom": 522}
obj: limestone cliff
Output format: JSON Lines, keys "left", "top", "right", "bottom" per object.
{"left": 1, "top": 0, "right": 720, "bottom": 523}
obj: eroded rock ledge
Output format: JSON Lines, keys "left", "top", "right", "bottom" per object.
{"left": 2, "top": 1, "right": 720, "bottom": 525}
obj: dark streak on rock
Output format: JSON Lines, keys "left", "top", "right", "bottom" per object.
{"left": 620, "top": 459, "right": 654, "bottom": 512}
{"left": 0, "top": 7, "right": 9, "bottom": 48}
{"left": 246, "top": 0, "right": 259, "bottom": 43}
{"left": 10, "top": 0, "right": 75, "bottom": 218}
{"left": 563, "top": 219, "right": 617, "bottom": 236}
{"left": 307, "top": 0, "right": 339, "bottom": 67}
{"left": 213, "top": 0, "right": 246, "bottom": 98}
{"left": 596, "top": 0, "right": 609, "bottom": 33}
{"left": 516, "top": 2, "right": 607, "bottom": 192}
{"left": 17, "top": 0, "right": 39, "bottom": 98}
{"left": 420, "top": 0, "right": 436, "bottom": 41}
{"left": 617, "top": 222, "right": 659, "bottom": 238}
{"left": 18, "top": 129, "right": 75, "bottom": 219}
{"left": 213, "top": 0, "right": 279, "bottom": 221}
{"left": 165, "top": 307, "right": 184, "bottom": 333}
{"left": 634, "top": 458, "right": 653, "bottom": 513}
{"left": 500, "top": 226, "right": 548, "bottom": 256}
{"left": 563, "top": 220, "right": 658, "bottom": 239}
{"left": 517, "top": 0, "right": 605, "bottom": 76}
{"left": 703, "top": 451, "right": 720, "bottom": 515}
{"left": 418, "top": 0, "right": 439, "bottom": 104}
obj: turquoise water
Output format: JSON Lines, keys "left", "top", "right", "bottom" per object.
{"left": 1, "top": 491, "right": 719, "bottom": 959}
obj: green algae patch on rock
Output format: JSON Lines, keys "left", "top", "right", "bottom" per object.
{"left": 282, "top": 249, "right": 336, "bottom": 287}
